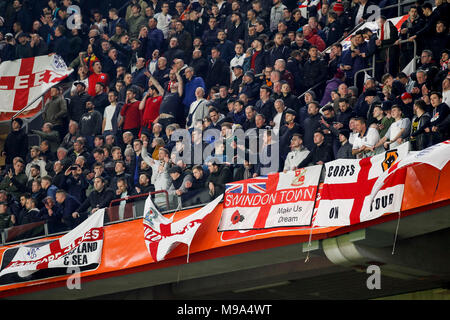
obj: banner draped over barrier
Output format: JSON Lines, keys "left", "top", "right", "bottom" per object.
{"left": 313, "top": 142, "right": 410, "bottom": 226}
{"left": 0, "top": 209, "right": 104, "bottom": 277}
{"left": 218, "top": 165, "right": 322, "bottom": 231}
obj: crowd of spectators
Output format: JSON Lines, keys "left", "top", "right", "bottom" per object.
{"left": 0, "top": 0, "right": 449, "bottom": 238}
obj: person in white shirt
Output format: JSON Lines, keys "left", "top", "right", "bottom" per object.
{"left": 186, "top": 87, "right": 209, "bottom": 129}
{"left": 372, "top": 105, "right": 411, "bottom": 150}
{"left": 154, "top": 2, "right": 171, "bottom": 39}
{"left": 284, "top": 134, "right": 310, "bottom": 172}
{"left": 352, "top": 117, "right": 381, "bottom": 159}
{"left": 229, "top": 43, "right": 245, "bottom": 81}
{"left": 271, "top": 99, "right": 285, "bottom": 135}
{"left": 141, "top": 140, "right": 171, "bottom": 192}
{"left": 102, "top": 90, "right": 121, "bottom": 136}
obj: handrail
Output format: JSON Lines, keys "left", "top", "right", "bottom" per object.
{"left": 378, "top": 0, "right": 416, "bottom": 17}
{"left": 395, "top": 38, "right": 417, "bottom": 72}
{"left": 108, "top": 190, "right": 171, "bottom": 214}
{"left": 354, "top": 54, "right": 376, "bottom": 87}
{"left": 297, "top": 80, "right": 326, "bottom": 101}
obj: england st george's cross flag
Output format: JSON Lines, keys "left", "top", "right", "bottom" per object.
{"left": 369, "top": 140, "right": 450, "bottom": 204}
{"left": 218, "top": 165, "right": 322, "bottom": 231}
{"left": 0, "top": 54, "right": 73, "bottom": 112}
{"left": 0, "top": 209, "right": 105, "bottom": 279}
{"left": 314, "top": 142, "right": 410, "bottom": 227}
{"left": 143, "top": 194, "right": 223, "bottom": 262}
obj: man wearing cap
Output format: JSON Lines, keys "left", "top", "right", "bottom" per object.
{"left": 230, "top": 65, "right": 244, "bottom": 97}
{"left": 283, "top": 133, "right": 310, "bottom": 172}
{"left": 297, "top": 130, "right": 334, "bottom": 168}
{"left": 240, "top": 70, "right": 260, "bottom": 105}
{"left": 364, "top": 88, "right": 382, "bottom": 124}
{"left": 206, "top": 159, "right": 233, "bottom": 199}
{"left": 2, "top": 118, "right": 28, "bottom": 168}
{"left": 167, "top": 165, "right": 193, "bottom": 200}
{"left": 68, "top": 81, "right": 90, "bottom": 123}
{"left": 400, "top": 92, "right": 414, "bottom": 120}
{"left": 15, "top": 32, "right": 32, "bottom": 58}
{"left": 336, "top": 129, "right": 354, "bottom": 159}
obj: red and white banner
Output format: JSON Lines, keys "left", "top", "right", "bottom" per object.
{"left": 0, "top": 54, "right": 73, "bottom": 112}
{"left": 143, "top": 194, "right": 223, "bottom": 262}
{"left": 218, "top": 165, "right": 322, "bottom": 231}
{"left": 0, "top": 209, "right": 104, "bottom": 277}
{"left": 337, "top": 15, "right": 409, "bottom": 52}
{"left": 315, "top": 142, "right": 410, "bottom": 227}
{"left": 370, "top": 140, "right": 450, "bottom": 203}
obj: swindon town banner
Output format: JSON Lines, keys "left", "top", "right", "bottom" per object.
{"left": 144, "top": 194, "right": 223, "bottom": 262}
{"left": 0, "top": 209, "right": 104, "bottom": 282}
{"left": 315, "top": 142, "right": 410, "bottom": 227}
{"left": 0, "top": 54, "right": 73, "bottom": 112}
{"left": 218, "top": 165, "right": 322, "bottom": 231}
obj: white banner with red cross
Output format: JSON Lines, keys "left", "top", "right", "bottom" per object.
{"left": 314, "top": 142, "right": 410, "bottom": 227}
{"left": 218, "top": 165, "right": 322, "bottom": 231}
{"left": 0, "top": 54, "right": 73, "bottom": 113}
{"left": 143, "top": 194, "right": 223, "bottom": 262}
{"left": 0, "top": 209, "right": 104, "bottom": 277}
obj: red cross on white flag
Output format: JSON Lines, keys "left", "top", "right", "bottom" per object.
{"left": 143, "top": 194, "right": 223, "bottom": 262}
{"left": 0, "top": 54, "right": 73, "bottom": 112}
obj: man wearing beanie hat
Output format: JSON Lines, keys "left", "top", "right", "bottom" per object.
{"left": 336, "top": 128, "right": 355, "bottom": 159}
{"left": 400, "top": 92, "right": 414, "bottom": 120}
{"left": 2, "top": 118, "right": 28, "bottom": 167}
{"left": 167, "top": 165, "right": 193, "bottom": 203}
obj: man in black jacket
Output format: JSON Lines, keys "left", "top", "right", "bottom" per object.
{"left": 2, "top": 118, "right": 28, "bottom": 169}
{"left": 68, "top": 80, "right": 90, "bottom": 123}
{"left": 302, "top": 46, "right": 327, "bottom": 94}
{"left": 46, "top": 191, "right": 73, "bottom": 233}
{"left": 297, "top": 130, "right": 334, "bottom": 168}
{"left": 72, "top": 176, "right": 115, "bottom": 225}
{"left": 205, "top": 47, "right": 230, "bottom": 91}
{"left": 302, "top": 101, "right": 322, "bottom": 151}
{"left": 206, "top": 160, "right": 232, "bottom": 199}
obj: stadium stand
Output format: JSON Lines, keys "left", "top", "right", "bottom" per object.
{"left": 0, "top": 0, "right": 449, "bottom": 243}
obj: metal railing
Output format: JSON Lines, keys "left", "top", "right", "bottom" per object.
{"left": 353, "top": 38, "right": 417, "bottom": 87}
{"left": 354, "top": 54, "right": 377, "bottom": 87}
{"left": 0, "top": 190, "right": 173, "bottom": 246}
